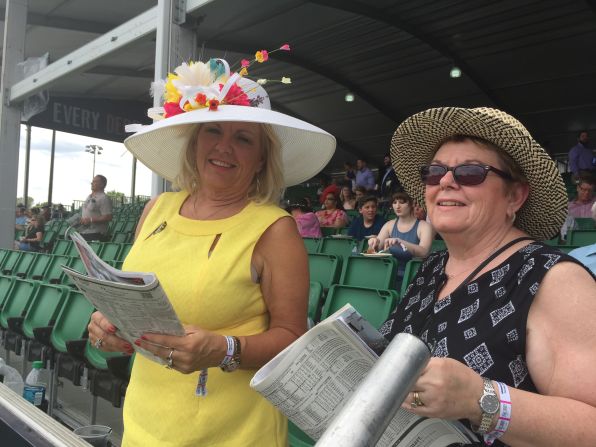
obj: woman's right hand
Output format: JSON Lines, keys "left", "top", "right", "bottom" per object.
{"left": 368, "top": 237, "right": 379, "bottom": 251}
{"left": 88, "top": 311, "right": 134, "bottom": 354}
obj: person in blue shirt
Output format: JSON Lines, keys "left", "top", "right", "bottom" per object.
{"left": 355, "top": 158, "right": 376, "bottom": 191}
{"left": 347, "top": 195, "right": 385, "bottom": 240}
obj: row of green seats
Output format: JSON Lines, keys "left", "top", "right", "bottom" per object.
{"left": 52, "top": 239, "right": 132, "bottom": 263}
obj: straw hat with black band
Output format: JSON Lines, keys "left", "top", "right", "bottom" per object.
{"left": 124, "top": 50, "right": 336, "bottom": 187}
{"left": 389, "top": 107, "right": 567, "bottom": 241}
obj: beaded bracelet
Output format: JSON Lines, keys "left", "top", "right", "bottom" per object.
{"left": 484, "top": 381, "right": 511, "bottom": 445}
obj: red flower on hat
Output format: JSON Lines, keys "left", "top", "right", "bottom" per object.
{"left": 279, "top": 44, "right": 291, "bottom": 51}
{"left": 163, "top": 101, "right": 184, "bottom": 118}
{"left": 195, "top": 93, "right": 207, "bottom": 106}
{"left": 241, "top": 59, "right": 250, "bottom": 67}
{"left": 208, "top": 99, "right": 220, "bottom": 111}
{"left": 222, "top": 83, "right": 250, "bottom": 106}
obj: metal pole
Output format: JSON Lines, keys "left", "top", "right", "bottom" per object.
{"left": 92, "top": 149, "right": 96, "bottom": 178}
{"left": 315, "top": 333, "right": 431, "bottom": 447}
{"left": 47, "top": 130, "right": 56, "bottom": 205}
{"left": 130, "top": 157, "right": 137, "bottom": 201}
{"left": 23, "top": 124, "right": 31, "bottom": 207}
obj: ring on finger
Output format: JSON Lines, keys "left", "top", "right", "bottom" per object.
{"left": 94, "top": 337, "right": 104, "bottom": 349}
{"left": 411, "top": 391, "right": 424, "bottom": 408}
{"left": 166, "top": 348, "right": 175, "bottom": 369}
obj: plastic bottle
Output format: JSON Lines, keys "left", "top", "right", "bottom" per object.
{"left": 23, "top": 361, "right": 46, "bottom": 407}
{"left": 0, "top": 358, "right": 24, "bottom": 396}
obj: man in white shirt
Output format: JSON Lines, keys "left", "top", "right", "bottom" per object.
{"left": 78, "top": 174, "right": 113, "bottom": 241}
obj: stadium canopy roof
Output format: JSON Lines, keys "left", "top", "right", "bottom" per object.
{"left": 1, "top": 0, "right": 595, "bottom": 172}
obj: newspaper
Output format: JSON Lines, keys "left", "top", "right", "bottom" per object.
{"left": 250, "top": 305, "right": 477, "bottom": 446}
{"left": 61, "top": 231, "right": 185, "bottom": 364}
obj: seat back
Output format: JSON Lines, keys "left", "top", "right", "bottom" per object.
{"left": 400, "top": 258, "right": 423, "bottom": 297}
{"left": 111, "top": 232, "right": 131, "bottom": 243}
{"left": 99, "top": 242, "right": 121, "bottom": 263}
{"left": 1, "top": 250, "right": 23, "bottom": 275}
{"left": 308, "top": 281, "right": 323, "bottom": 322}
{"left": 13, "top": 251, "right": 38, "bottom": 278}
{"left": 28, "top": 253, "right": 53, "bottom": 280}
{"left": 318, "top": 237, "right": 360, "bottom": 260}
{"left": 568, "top": 230, "right": 596, "bottom": 246}
{"left": 118, "top": 243, "right": 133, "bottom": 261}
{"left": 308, "top": 253, "right": 341, "bottom": 291}
{"left": 574, "top": 218, "right": 596, "bottom": 230}
{"left": 52, "top": 239, "right": 72, "bottom": 256}
{"left": 21, "top": 284, "right": 68, "bottom": 339}
{"left": 0, "top": 279, "right": 38, "bottom": 329}
{"left": 50, "top": 290, "right": 95, "bottom": 353}
{"left": 431, "top": 239, "right": 446, "bottom": 252}
{"left": 339, "top": 256, "right": 397, "bottom": 289}
{"left": 320, "top": 227, "right": 338, "bottom": 237}
{"left": 0, "top": 275, "right": 15, "bottom": 310}
{"left": 40, "top": 230, "right": 58, "bottom": 250}
{"left": 302, "top": 238, "right": 320, "bottom": 254}
{"left": 45, "top": 254, "right": 72, "bottom": 284}
{"left": 321, "top": 285, "right": 398, "bottom": 329}
{"left": 63, "top": 257, "right": 87, "bottom": 288}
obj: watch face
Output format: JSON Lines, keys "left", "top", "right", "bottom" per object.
{"left": 480, "top": 394, "right": 500, "bottom": 414}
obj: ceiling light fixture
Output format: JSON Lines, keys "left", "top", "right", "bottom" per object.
{"left": 345, "top": 92, "right": 355, "bottom": 102}
{"left": 450, "top": 66, "right": 462, "bottom": 78}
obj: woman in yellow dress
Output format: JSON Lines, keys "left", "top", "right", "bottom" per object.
{"left": 87, "top": 53, "right": 336, "bottom": 446}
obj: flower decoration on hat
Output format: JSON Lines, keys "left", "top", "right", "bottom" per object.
{"left": 149, "top": 44, "right": 292, "bottom": 120}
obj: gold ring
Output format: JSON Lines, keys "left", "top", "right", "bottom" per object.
{"left": 411, "top": 391, "right": 424, "bottom": 408}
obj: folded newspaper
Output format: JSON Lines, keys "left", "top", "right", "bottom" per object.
{"left": 61, "top": 231, "right": 185, "bottom": 364}
{"left": 250, "top": 305, "right": 478, "bottom": 446}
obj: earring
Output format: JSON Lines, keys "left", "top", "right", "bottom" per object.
{"left": 256, "top": 177, "right": 261, "bottom": 194}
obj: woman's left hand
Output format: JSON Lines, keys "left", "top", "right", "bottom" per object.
{"left": 402, "top": 357, "right": 484, "bottom": 423}
{"left": 135, "top": 325, "right": 226, "bottom": 374}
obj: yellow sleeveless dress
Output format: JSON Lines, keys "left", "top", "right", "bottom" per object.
{"left": 121, "top": 191, "right": 289, "bottom": 447}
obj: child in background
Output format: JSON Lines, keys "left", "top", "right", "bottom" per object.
{"left": 348, "top": 195, "right": 385, "bottom": 240}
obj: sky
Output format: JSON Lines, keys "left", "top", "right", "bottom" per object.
{"left": 16, "top": 124, "right": 154, "bottom": 208}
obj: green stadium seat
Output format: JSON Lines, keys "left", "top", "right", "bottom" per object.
{"left": 1, "top": 250, "right": 23, "bottom": 275}
{"left": 119, "top": 243, "right": 133, "bottom": 262}
{"left": 52, "top": 239, "right": 73, "bottom": 256}
{"left": 400, "top": 258, "right": 423, "bottom": 297}
{"left": 574, "top": 218, "right": 596, "bottom": 230}
{"left": 302, "top": 237, "right": 320, "bottom": 254}
{"left": 99, "top": 242, "right": 122, "bottom": 263}
{"left": 112, "top": 231, "right": 132, "bottom": 243}
{"left": 45, "top": 254, "right": 72, "bottom": 284}
{"left": 27, "top": 253, "right": 53, "bottom": 280}
{"left": 431, "top": 239, "right": 446, "bottom": 252}
{"left": 339, "top": 256, "right": 397, "bottom": 290}
{"left": 288, "top": 421, "right": 315, "bottom": 447}
{"left": 320, "top": 227, "right": 338, "bottom": 237}
{"left": 308, "top": 253, "right": 342, "bottom": 291}
{"left": 12, "top": 251, "right": 38, "bottom": 278}
{"left": 321, "top": 285, "right": 398, "bottom": 329}
{"left": 318, "top": 237, "right": 360, "bottom": 260}
{"left": 0, "top": 275, "right": 14, "bottom": 311}
{"left": 0, "top": 278, "right": 38, "bottom": 330}
{"left": 568, "top": 230, "right": 596, "bottom": 246}
{"left": 308, "top": 281, "right": 323, "bottom": 323}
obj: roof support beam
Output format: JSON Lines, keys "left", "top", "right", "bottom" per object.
{"left": 308, "top": 0, "right": 502, "bottom": 107}
{"left": 8, "top": 0, "right": 215, "bottom": 104}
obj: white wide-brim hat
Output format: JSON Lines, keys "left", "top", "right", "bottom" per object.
{"left": 124, "top": 104, "right": 336, "bottom": 187}
{"left": 390, "top": 107, "right": 567, "bottom": 241}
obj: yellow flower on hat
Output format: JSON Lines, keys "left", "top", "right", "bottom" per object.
{"left": 164, "top": 74, "right": 181, "bottom": 103}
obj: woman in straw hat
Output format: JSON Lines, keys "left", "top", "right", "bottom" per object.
{"left": 380, "top": 107, "right": 596, "bottom": 446}
{"left": 87, "top": 53, "right": 335, "bottom": 445}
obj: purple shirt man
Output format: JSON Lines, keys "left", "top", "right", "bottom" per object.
{"left": 355, "top": 159, "right": 375, "bottom": 191}
{"left": 568, "top": 131, "right": 594, "bottom": 178}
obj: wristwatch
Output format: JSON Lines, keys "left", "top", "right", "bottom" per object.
{"left": 475, "top": 377, "right": 500, "bottom": 434}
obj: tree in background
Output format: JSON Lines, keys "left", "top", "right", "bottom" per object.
{"left": 107, "top": 190, "right": 126, "bottom": 207}
{"left": 16, "top": 196, "right": 34, "bottom": 208}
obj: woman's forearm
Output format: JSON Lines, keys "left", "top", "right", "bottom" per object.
{"left": 238, "top": 326, "right": 303, "bottom": 369}
{"left": 500, "top": 388, "right": 596, "bottom": 446}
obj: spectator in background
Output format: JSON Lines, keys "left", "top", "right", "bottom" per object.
{"left": 568, "top": 179, "right": 595, "bottom": 218}
{"left": 78, "top": 174, "right": 113, "bottom": 241}
{"left": 348, "top": 195, "right": 385, "bottom": 240}
{"left": 413, "top": 202, "right": 427, "bottom": 221}
{"left": 568, "top": 131, "right": 595, "bottom": 183}
{"left": 368, "top": 192, "right": 433, "bottom": 286}
{"left": 568, "top": 202, "right": 596, "bottom": 274}
{"left": 379, "top": 153, "right": 403, "bottom": 208}
{"left": 41, "top": 205, "right": 52, "bottom": 222}
{"left": 340, "top": 185, "right": 357, "bottom": 210}
{"left": 318, "top": 174, "right": 340, "bottom": 205}
{"left": 288, "top": 200, "right": 322, "bottom": 238}
{"left": 15, "top": 206, "right": 28, "bottom": 231}
{"left": 316, "top": 192, "right": 348, "bottom": 229}
{"left": 15, "top": 215, "right": 44, "bottom": 252}
{"left": 355, "top": 158, "right": 375, "bottom": 191}
{"left": 344, "top": 161, "right": 356, "bottom": 190}
{"left": 354, "top": 185, "right": 367, "bottom": 203}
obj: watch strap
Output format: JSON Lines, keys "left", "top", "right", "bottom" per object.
{"left": 476, "top": 377, "right": 499, "bottom": 434}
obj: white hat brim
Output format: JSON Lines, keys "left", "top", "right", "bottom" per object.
{"left": 124, "top": 105, "right": 336, "bottom": 187}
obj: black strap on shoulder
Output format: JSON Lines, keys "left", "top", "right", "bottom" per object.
{"left": 458, "top": 236, "right": 535, "bottom": 286}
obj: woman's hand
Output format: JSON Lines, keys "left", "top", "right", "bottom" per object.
{"left": 134, "top": 326, "right": 227, "bottom": 374}
{"left": 88, "top": 311, "right": 134, "bottom": 354}
{"left": 402, "top": 357, "right": 484, "bottom": 424}
{"left": 384, "top": 237, "right": 404, "bottom": 250}
{"left": 368, "top": 237, "right": 379, "bottom": 251}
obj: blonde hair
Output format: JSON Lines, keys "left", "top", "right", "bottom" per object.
{"left": 174, "top": 122, "right": 284, "bottom": 205}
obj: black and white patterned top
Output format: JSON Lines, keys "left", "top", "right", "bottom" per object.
{"left": 380, "top": 242, "right": 592, "bottom": 445}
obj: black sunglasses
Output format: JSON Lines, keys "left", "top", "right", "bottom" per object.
{"left": 420, "top": 164, "right": 512, "bottom": 186}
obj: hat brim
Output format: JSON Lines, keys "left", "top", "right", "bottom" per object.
{"left": 124, "top": 105, "right": 336, "bottom": 187}
{"left": 390, "top": 107, "right": 567, "bottom": 241}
